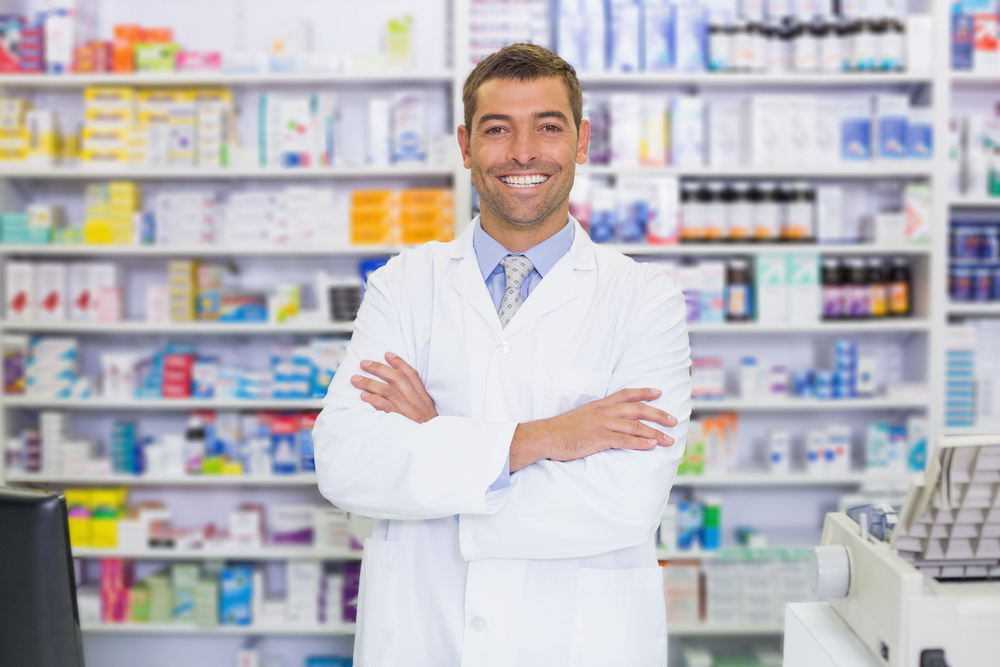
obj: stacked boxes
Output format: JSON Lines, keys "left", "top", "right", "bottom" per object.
{"left": 167, "top": 91, "right": 196, "bottom": 167}
{"left": 351, "top": 188, "right": 455, "bottom": 245}
{"left": 83, "top": 181, "right": 140, "bottom": 245}
{"left": 222, "top": 191, "right": 283, "bottom": 245}
{"left": 136, "top": 89, "right": 174, "bottom": 166}
{"left": 168, "top": 260, "right": 198, "bottom": 322}
{"left": 26, "top": 337, "right": 79, "bottom": 399}
{"left": 82, "top": 87, "right": 134, "bottom": 166}
{"left": 284, "top": 187, "right": 337, "bottom": 245}
{"left": 662, "top": 560, "right": 700, "bottom": 623}
{"left": 193, "top": 89, "right": 233, "bottom": 167}
{"left": 945, "top": 325, "right": 976, "bottom": 428}
{"left": 258, "top": 93, "right": 337, "bottom": 168}
{"left": 0, "top": 98, "right": 28, "bottom": 162}
{"left": 152, "top": 191, "right": 218, "bottom": 245}
{"left": 25, "top": 109, "right": 58, "bottom": 164}
{"left": 40, "top": 410, "right": 68, "bottom": 475}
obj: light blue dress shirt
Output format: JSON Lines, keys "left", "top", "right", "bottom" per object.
{"left": 472, "top": 216, "right": 576, "bottom": 492}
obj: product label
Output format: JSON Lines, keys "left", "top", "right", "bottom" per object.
{"left": 870, "top": 284, "right": 887, "bottom": 316}
{"left": 822, "top": 285, "right": 844, "bottom": 318}
{"left": 726, "top": 284, "right": 751, "bottom": 318}
{"left": 889, "top": 282, "right": 910, "bottom": 314}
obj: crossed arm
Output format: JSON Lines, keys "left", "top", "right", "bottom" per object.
{"left": 350, "top": 353, "right": 679, "bottom": 473}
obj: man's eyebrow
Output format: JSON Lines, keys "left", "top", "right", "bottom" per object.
{"left": 476, "top": 110, "right": 570, "bottom": 127}
{"left": 477, "top": 113, "right": 512, "bottom": 127}
{"left": 533, "top": 110, "right": 569, "bottom": 123}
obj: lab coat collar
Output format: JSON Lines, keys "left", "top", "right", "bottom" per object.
{"left": 447, "top": 214, "right": 596, "bottom": 336}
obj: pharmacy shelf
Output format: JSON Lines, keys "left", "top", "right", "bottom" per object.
{"left": 946, "top": 302, "right": 1000, "bottom": 317}
{"left": 948, "top": 196, "right": 1000, "bottom": 208}
{"left": 0, "top": 165, "right": 453, "bottom": 180}
{"left": 72, "top": 546, "right": 361, "bottom": 561}
{"left": 686, "top": 319, "right": 931, "bottom": 334}
{"left": 577, "top": 71, "right": 931, "bottom": 86}
{"left": 943, "top": 425, "right": 1000, "bottom": 437}
{"left": 950, "top": 71, "right": 1000, "bottom": 84}
{"left": 0, "top": 319, "right": 933, "bottom": 336}
{"left": 672, "top": 472, "right": 917, "bottom": 488}
{"left": 78, "top": 621, "right": 779, "bottom": 637}
{"left": 0, "top": 71, "right": 454, "bottom": 88}
{"left": 3, "top": 472, "right": 320, "bottom": 487}
{"left": 611, "top": 243, "right": 933, "bottom": 257}
{"left": 80, "top": 623, "right": 357, "bottom": 636}
{"left": 0, "top": 396, "right": 324, "bottom": 410}
{"left": 691, "top": 397, "right": 927, "bottom": 412}
{"left": 582, "top": 163, "right": 933, "bottom": 179}
{"left": 0, "top": 243, "right": 411, "bottom": 257}
{"left": 666, "top": 623, "right": 784, "bottom": 636}
{"left": 0, "top": 320, "right": 355, "bottom": 335}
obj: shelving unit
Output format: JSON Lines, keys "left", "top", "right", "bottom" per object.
{"left": 0, "top": 0, "right": 953, "bottom": 664}
{"left": 72, "top": 546, "right": 362, "bottom": 560}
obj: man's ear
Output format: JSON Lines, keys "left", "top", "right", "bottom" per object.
{"left": 457, "top": 124, "right": 472, "bottom": 169}
{"left": 576, "top": 118, "right": 591, "bottom": 165}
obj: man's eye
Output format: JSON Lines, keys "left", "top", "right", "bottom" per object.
{"left": 543, "top": 125, "right": 561, "bottom": 132}
{"left": 485, "top": 127, "right": 505, "bottom": 135}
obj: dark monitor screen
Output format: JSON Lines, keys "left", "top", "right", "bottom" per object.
{"left": 0, "top": 486, "right": 85, "bottom": 667}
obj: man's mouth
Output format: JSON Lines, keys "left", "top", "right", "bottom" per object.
{"left": 498, "top": 174, "right": 551, "bottom": 188}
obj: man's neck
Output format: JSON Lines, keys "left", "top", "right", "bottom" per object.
{"left": 479, "top": 204, "right": 570, "bottom": 253}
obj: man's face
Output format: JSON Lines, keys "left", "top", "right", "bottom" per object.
{"left": 459, "top": 77, "right": 590, "bottom": 228}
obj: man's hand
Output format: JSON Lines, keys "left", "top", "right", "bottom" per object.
{"left": 350, "top": 352, "right": 438, "bottom": 424}
{"left": 510, "top": 388, "right": 677, "bottom": 473}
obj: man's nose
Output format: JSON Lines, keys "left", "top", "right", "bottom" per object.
{"left": 508, "top": 128, "right": 541, "bottom": 166}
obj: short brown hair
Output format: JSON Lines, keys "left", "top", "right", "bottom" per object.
{"left": 462, "top": 43, "right": 583, "bottom": 135}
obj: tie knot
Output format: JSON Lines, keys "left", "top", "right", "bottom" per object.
{"left": 501, "top": 255, "right": 533, "bottom": 285}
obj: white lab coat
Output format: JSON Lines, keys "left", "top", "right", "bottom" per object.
{"left": 314, "top": 218, "right": 692, "bottom": 667}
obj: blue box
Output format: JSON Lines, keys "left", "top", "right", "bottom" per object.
{"left": 219, "top": 566, "right": 253, "bottom": 626}
{"left": 952, "top": 11, "right": 974, "bottom": 70}
{"left": 841, "top": 99, "right": 872, "bottom": 160}
{"left": 876, "top": 95, "right": 909, "bottom": 159}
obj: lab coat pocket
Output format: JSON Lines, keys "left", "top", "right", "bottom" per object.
{"left": 568, "top": 567, "right": 667, "bottom": 667}
{"left": 552, "top": 367, "right": 613, "bottom": 414}
{"left": 355, "top": 538, "right": 399, "bottom": 667}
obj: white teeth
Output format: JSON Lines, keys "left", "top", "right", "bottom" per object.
{"left": 502, "top": 175, "right": 548, "bottom": 187}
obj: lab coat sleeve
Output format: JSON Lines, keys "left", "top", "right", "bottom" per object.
{"left": 313, "top": 259, "right": 516, "bottom": 521}
{"left": 458, "top": 273, "right": 692, "bottom": 560}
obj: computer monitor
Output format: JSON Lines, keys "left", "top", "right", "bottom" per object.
{"left": 0, "top": 486, "right": 86, "bottom": 667}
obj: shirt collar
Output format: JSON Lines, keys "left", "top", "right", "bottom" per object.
{"left": 472, "top": 215, "right": 575, "bottom": 281}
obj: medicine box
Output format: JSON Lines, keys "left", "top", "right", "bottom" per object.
{"left": 5, "top": 261, "right": 35, "bottom": 320}
{"left": 610, "top": 93, "right": 640, "bottom": 167}
{"left": 786, "top": 253, "right": 819, "bottom": 324}
{"left": 755, "top": 254, "right": 788, "bottom": 323}
{"left": 875, "top": 94, "right": 909, "bottom": 159}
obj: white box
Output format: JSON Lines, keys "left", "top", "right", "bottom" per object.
{"left": 287, "top": 561, "right": 322, "bottom": 625}
{"left": 5, "top": 262, "right": 35, "bottom": 320}
{"left": 367, "top": 98, "right": 391, "bottom": 166}
{"left": 35, "top": 263, "right": 67, "bottom": 321}
{"left": 768, "top": 430, "right": 791, "bottom": 474}
{"left": 755, "top": 254, "right": 788, "bottom": 323}
{"left": 87, "top": 264, "right": 119, "bottom": 322}
{"left": 708, "top": 99, "right": 745, "bottom": 167}
{"left": 815, "top": 186, "right": 843, "bottom": 243}
{"left": 639, "top": 95, "right": 669, "bottom": 167}
{"left": 786, "top": 253, "right": 819, "bottom": 324}
{"left": 825, "top": 424, "right": 851, "bottom": 474}
{"left": 906, "top": 15, "right": 932, "bottom": 74}
{"left": 749, "top": 95, "right": 787, "bottom": 166}
{"left": 313, "top": 506, "right": 350, "bottom": 550}
{"left": 392, "top": 91, "right": 427, "bottom": 163}
{"left": 814, "top": 97, "right": 841, "bottom": 166}
{"left": 610, "top": 93, "right": 641, "bottom": 167}
{"left": 805, "top": 428, "right": 827, "bottom": 475}
{"left": 785, "top": 96, "right": 817, "bottom": 165}
{"left": 671, "top": 96, "right": 705, "bottom": 168}
{"left": 856, "top": 355, "right": 877, "bottom": 397}
{"left": 659, "top": 504, "right": 677, "bottom": 551}
{"left": 873, "top": 212, "right": 905, "bottom": 245}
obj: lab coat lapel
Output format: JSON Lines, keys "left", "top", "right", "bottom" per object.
{"left": 501, "top": 220, "right": 595, "bottom": 339}
{"left": 447, "top": 224, "right": 504, "bottom": 336}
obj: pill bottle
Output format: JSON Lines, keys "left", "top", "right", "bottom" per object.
{"left": 973, "top": 267, "right": 993, "bottom": 302}
{"left": 867, "top": 257, "right": 887, "bottom": 317}
{"left": 767, "top": 22, "right": 792, "bottom": 72}
{"left": 726, "top": 258, "right": 753, "bottom": 321}
{"left": 784, "top": 182, "right": 815, "bottom": 241}
{"left": 709, "top": 24, "right": 733, "bottom": 71}
{"left": 818, "top": 19, "right": 843, "bottom": 72}
{"left": 888, "top": 258, "right": 911, "bottom": 316}
{"left": 704, "top": 182, "right": 727, "bottom": 241}
{"left": 732, "top": 21, "right": 751, "bottom": 71}
{"left": 951, "top": 266, "right": 972, "bottom": 302}
{"left": 852, "top": 19, "right": 877, "bottom": 71}
{"left": 728, "top": 182, "right": 753, "bottom": 240}
{"left": 838, "top": 20, "right": 856, "bottom": 71}
{"left": 821, "top": 257, "right": 845, "bottom": 319}
{"left": 748, "top": 22, "right": 767, "bottom": 71}
{"left": 681, "top": 182, "right": 704, "bottom": 242}
{"left": 846, "top": 257, "right": 870, "bottom": 318}
{"left": 879, "top": 18, "right": 904, "bottom": 71}
{"left": 753, "top": 181, "right": 781, "bottom": 241}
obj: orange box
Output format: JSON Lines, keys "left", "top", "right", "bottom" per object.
{"left": 351, "top": 207, "right": 400, "bottom": 245}
{"left": 142, "top": 27, "right": 174, "bottom": 43}
{"left": 351, "top": 189, "right": 399, "bottom": 209}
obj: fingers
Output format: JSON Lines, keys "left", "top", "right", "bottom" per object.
{"left": 609, "top": 401, "right": 678, "bottom": 428}
{"left": 607, "top": 430, "right": 664, "bottom": 452}
{"left": 607, "top": 417, "right": 675, "bottom": 447}
{"left": 359, "top": 389, "right": 400, "bottom": 415}
{"left": 604, "top": 387, "right": 663, "bottom": 405}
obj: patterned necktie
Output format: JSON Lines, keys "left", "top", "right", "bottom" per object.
{"left": 498, "top": 255, "right": 534, "bottom": 329}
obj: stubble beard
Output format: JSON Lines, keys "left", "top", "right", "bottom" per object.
{"left": 472, "top": 160, "right": 575, "bottom": 229}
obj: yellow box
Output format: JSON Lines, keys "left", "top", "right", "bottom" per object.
{"left": 84, "top": 86, "right": 136, "bottom": 109}
{"left": 81, "top": 148, "right": 131, "bottom": 164}
{"left": 84, "top": 107, "right": 134, "bottom": 127}
{"left": 402, "top": 208, "right": 454, "bottom": 244}
{"left": 83, "top": 220, "right": 113, "bottom": 244}
{"left": 67, "top": 516, "right": 92, "bottom": 547}
{"left": 0, "top": 147, "right": 26, "bottom": 161}
{"left": 401, "top": 188, "right": 454, "bottom": 208}
{"left": 81, "top": 126, "right": 131, "bottom": 152}
{"left": 90, "top": 517, "right": 118, "bottom": 548}
{"left": 191, "top": 88, "right": 232, "bottom": 107}
{"left": 352, "top": 190, "right": 400, "bottom": 209}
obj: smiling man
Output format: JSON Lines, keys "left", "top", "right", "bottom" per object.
{"left": 313, "top": 44, "right": 692, "bottom": 667}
